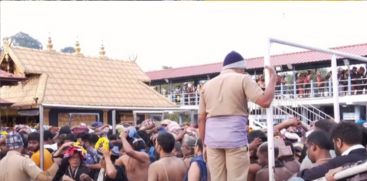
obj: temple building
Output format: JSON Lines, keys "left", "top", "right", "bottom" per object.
{"left": 0, "top": 38, "right": 176, "bottom": 126}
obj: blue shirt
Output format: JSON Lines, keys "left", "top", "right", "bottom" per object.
{"left": 85, "top": 147, "right": 99, "bottom": 165}
{"left": 184, "top": 155, "right": 208, "bottom": 181}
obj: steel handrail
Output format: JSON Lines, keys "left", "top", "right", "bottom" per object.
{"left": 275, "top": 105, "right": 313, "bottom": 123}
{"left": 277, "top": 98, "right": 325, "bottom": 121}
{"left": 168, "top": 77, "right": 367, "bottom": 104}
{"left": 304, "top": 103, "right": 333, "bottom": 120}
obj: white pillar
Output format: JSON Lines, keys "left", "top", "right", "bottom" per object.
{"left": 331, "top": 55, "right": 340, "bottom": 123}
{"left": 190, "top": 111, "right": 195, "bottom": 125}
{"left": 39, "top": 105, "right": 44, "bottom": 170}
{"left": 354, "top": 106, "right": 361, "bottom": 121}
{"left": 347, "top": 64, "right": 351, "bottom": 95}
{"left": 265, "top": 38, "right": 275, "bottom": 181}
{"left": 112, "top": 110, "right": 116, "bottom": 135}
{"left": 293, "top": 69, "right": 297, "bottom": 98}
{"left": 133, "top": 111, "right": 137, "bottom": 126}
{"left": 179, "top": 113, "right": 183, "bottom": 125}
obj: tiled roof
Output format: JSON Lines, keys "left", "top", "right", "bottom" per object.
{"left": 246, "top": 43, "right": 367, "bottom": 69}
{"left": 0, "top": 98, "right": 13, "bottom": 106}
{"left": 0, "top": 74, "right": 44, "bottom": 107}
{"left": 147, "top": 63, "right": 222, "bottom": 81}
{"left": 0, "top": 69, "right": 25, "bottom": 80}
{"left": 147, "top": 43, "right": 367, "bottom": 81}
{"left": 0, "top": 47, "right": 175, "bottom": 108}
{"left": 0, "top": 70, "right": 14, "bottom": 78}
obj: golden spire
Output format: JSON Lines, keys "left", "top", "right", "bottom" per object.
{"left": 47, "top": 37, "right": 53, "bottom": 51}
{"left": 75, "top": 40, "right": 81, "bottom": 54}
{"left": 99, "top": 44, "right": 106, "bottom": 58}
{"left": 3, "top": 37, "right": 11, "bottom": 57}
{"left": 2, "top": 38, "right": 11, "bottom": 72}
{"left": 3, "top": 37, "right": 10, "bottom": 48}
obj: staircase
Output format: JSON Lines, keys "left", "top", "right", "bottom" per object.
{"left": 166, "top": 92, "right": 334, "bottom": 129}
{"left": 248, "top": 99, "right": 334, "bottom": 129}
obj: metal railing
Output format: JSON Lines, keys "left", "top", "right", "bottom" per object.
{"left": 166, "top": 77, "right": 367, "bottom": 106}
{"left": 166, "top": 90, "right": 329, "bottom": 123}
{"left": 266, "top": 38, "right": 367, "bottom": 181}
{"left": 275, "top": 98, "right": 334, "bottom": 121}
{"left": 248, "top": 101, "right": 314, "bottom": 127}
{"left": 303, "top": 104, "right": 334, "bottom": 120}
{"left": 163, "top": 76, "right": 367, "bottom": 128}
{"left": 275, "top": 77, "right": 367, "bottom": 99}
{"left": 168, "top": 91, "right": 200, "bottom": 106}
{"left": 164, "top": 77, "right": 367, "bottom": 126}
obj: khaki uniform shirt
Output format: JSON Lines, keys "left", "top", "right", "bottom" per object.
{"left": 199, "top": 69, "right": 264, "bottom": 117}
{"left": 0, "top": 150, "right": 42, "bottom": 181}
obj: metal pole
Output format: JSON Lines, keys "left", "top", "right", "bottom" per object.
{"left": 265, "top": 38, "right": 275, "bottom": 181}
{"left": 112, "top": 110, "right": 116, "bottom": 135}
{"left": 348, "top": 72, "right": 351, "bottom": 95}
{"left": 329, "top": 79, "right": 332, "bottom": 96}
{"left": 331, "top": 55, "right": 341, "bottom": 123}
{"left": 133, "top": 111, "right": 137, "bottom": 126}
{"left": 181, "top": 92, "right": 184, "bottom": 106}
{"left": 188, "top": 93, "right": 191, "bottom": 105}
{"left": 310, "top": 80, "right": 314, "bottom": 97}
{"left": 293, "top": 70, "right": 297, "bottom": 98}
{"left": 179, "top": 113, "right": 183, "bottom": 125}
{"left": 270, "top": 38, "right": 367, "bottom": 62}
{"left": 190, "top": 111, "right": 195, "bottom": 126}
{"left": 39, "top": 105, "right": 44, "bottom": 170}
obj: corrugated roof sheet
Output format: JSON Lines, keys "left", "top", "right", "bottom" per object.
{"left": 147, "top": 43, "right": 367, "bottom": 81}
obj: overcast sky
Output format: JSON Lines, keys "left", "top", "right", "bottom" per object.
{"left": 1, "top": 1, "right": 367, "bottom": 71}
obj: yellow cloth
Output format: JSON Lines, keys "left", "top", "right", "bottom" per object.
{"left": 31, "top": 149, "right": 54, "bottom": 171}
{"left": 95, "top": 137, "right": 109, "bottom": 151}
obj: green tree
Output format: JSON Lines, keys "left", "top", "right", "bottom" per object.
{"left": 162, "top": 65, "right": 172, "bottom": 69}
{"left": 10, "top": 32, "right": 43, "bottom": 49}
{"left": 60, "top": 46, "right": 75, "bottom": 53}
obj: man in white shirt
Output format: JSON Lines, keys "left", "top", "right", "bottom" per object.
{"left": 298, "top": 122, "right": 367, "bottom": 180}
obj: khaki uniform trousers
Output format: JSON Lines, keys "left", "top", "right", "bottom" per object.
{"left": 207, "top": 146, "right": 250, "bottom": 181}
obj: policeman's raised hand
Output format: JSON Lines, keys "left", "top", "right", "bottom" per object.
{"left": 264, "top": 66, "right": 277, "bottom": 79}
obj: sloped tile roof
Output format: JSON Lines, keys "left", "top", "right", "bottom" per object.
{"left": 0, "top": 98, "right": 13, "bottom": 106}
{"left": 147, "top": 43, "right": 367, "bottom": 81}
{"left": 9, "top": 48, "right": 150, "bottom": 82}
{"left": 0, "top": 69, "right": 25, "bottom": 81}
{"left": 1, "top": 47, "right": 175, "bottom": 108}
{"left": 0, "top": 74, "right": 44, "bottom": 107}
{"left": 147, "top": 63, "right": 222, "bottom": 81}
{"left": 246, "top": 43, "right": 367, "bottom": 69}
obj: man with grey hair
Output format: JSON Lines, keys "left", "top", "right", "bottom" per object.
{"left": 0, "top": 132, "right": 60, "bottom": 181}
{"left": 199, "top": 51, "right": 277, "bottom": 181}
